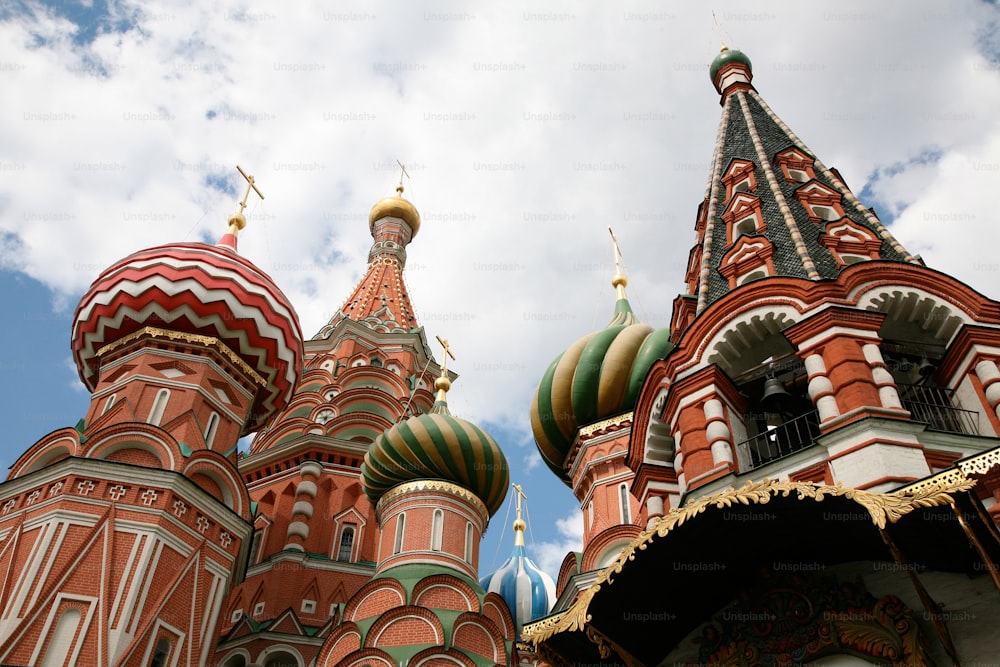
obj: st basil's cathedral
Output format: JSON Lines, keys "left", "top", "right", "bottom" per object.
{"left": 1, "top": 45, "right": 1000, "bottom": 667}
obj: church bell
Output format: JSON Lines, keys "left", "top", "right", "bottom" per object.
{"left": 761, "top": 376, "right": 792, "bottom": 413}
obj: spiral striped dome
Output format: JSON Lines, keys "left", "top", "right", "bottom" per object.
{"left": 530, "top": 297, "right": 673, "bottom": 483}
{"left": 72, "top": 241, "right": 304, "bottom": 433}
{"left": 361, "top": 398, "right": 509, "bottom": 516}
{"left": 480, "top": 541, "right": 555, "bottom": 632}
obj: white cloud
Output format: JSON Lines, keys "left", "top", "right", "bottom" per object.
{"left": 522, "top": 450, "right": 542, "bottom": 474}
{"left": 527, "top": 510, "right": 583, "bottom": 583}
{"left": 3, "top": 0, "right": 1000, "bottom": 581}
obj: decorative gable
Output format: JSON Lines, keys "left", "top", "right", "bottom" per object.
{"left": 775, "top": 146, "right": 816, "bottom": 183}
{"left": 721, "top": 158, "right": 758, "bottom": 201}
{"left": 721, "top": 192, "right": 766, "bottom": 246}
{"left": 819, "top": 219, "right": 883, "bottom": 266}
{"left": 794, "top": 180, "right": 846, "bottom": 223}
{"left": 269, "top": 607, "right": 306, "bottom": 635}
{"left": 685, "top": 245, "right": 702, "bottom": 293}
{"left": 718, "top": 236, "right": 776, "bottom": 288}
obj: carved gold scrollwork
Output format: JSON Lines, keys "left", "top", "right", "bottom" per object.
{"left": 522, "top": 476, "right": 980, "bottom": 652}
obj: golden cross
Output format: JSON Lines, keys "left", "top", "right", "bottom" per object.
{"left": 512, "top": 483, "right": 527, "bottom": 517}
{"left": 235, "top": 165, "right": 264, "bottom": 215}
{"left": 396, "top": 160, "right": 410, "bottom": 188}
{"left": 435, "top": 335, "right": 455, "bottom": 376}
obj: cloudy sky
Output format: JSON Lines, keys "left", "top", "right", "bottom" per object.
{"left": 1, "top": 0, "right": 999, "bottom": 582}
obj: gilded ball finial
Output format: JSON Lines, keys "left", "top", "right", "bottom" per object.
{"left": 513, "top": 517, "right": 526, "bottom": 533}
{"left": 228, "top": 212, "right": 247, "bottom": 231}
{"left": 612, "top": 274, "right": 628, "bottom": 289}
{"left": 434, "top": 375, "right": 451, "bottom": 393}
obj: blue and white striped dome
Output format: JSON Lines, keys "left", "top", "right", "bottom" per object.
{"left": 480, "top": 540, "right": 555, "bottom": 633}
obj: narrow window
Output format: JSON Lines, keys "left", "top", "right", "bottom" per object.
{"left": 204, "top": 412, "right": 220, "bottom": 448}
{"left": 370, "top": 357, "right": 383, "bottom": 368}
{"left": 102, "top": 393, "right": 116, "bottom": 415}
{"left": 148, "top": 388, "right": 170, "bottom": 426}
{"left": 337, "top": 525, "right": 355, "bottom": 562}
{"left": 149, "top": 638, "right": 170, "bottom": 667}
{"left": 464, "top": 522, "right": 473, "bottom": 562}
{"left": 587, "top": 501, "right": 594, "bottom": 531}
{"left": 393, "top": 513, "right": 405, "bottom": 554}
{"left": 248, "top": 529, "right": 263, "bottom": 565}
{"left": 619, "top": 484, "right": 631, "bottom": 524}
{"left": 40, "top": 608, "right": 81, "bottom": 667}
{"left": 431, "top": 509, "right": 443, "bottom": 551}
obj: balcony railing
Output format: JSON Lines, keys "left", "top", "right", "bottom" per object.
{"left": 897, "top": 383, "right": 979, "bottom": 436}
{"left": 735, "top": 410, "right": 821, "bottom": 472}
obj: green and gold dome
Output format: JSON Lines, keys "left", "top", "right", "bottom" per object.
{"left": 361, "top": 372, "right": 509, "bottom": 516}
{"left": 530, "top": 273, "right": 673, "bottom": 484}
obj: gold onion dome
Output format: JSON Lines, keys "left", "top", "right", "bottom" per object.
{"left": 530, "top": 284, "right": 673, "bottom": 484}
{"left": 361, "top": 376, "right": 509, "bottom": 516}
{"left": 369, "top": 184, "right": 421, "bottom": 238}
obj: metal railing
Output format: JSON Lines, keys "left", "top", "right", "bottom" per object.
{"left": 897, "top": 383, "right": 979, "bottom": 435}
{"left": 736, "top": 410, "right": 821, "bottom": 472}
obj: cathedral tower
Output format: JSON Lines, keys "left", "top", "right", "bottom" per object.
{"left": 312, "top": 345, "right": 519, "bottom": 666}
{"left": 625, "top": 45, "right": 1000, "bottom": 510}
{"left": 0, "top": 175, "right": 304, "bottom": 666}
{"left": 525, "top": 47, "right": 1000, "bottom": 667}
{"left": 213, "top": 186, "right": 454, "bottom": 666}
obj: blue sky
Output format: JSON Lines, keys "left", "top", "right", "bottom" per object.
{"left": 2, "top": 0, "right": 1000, "bottom": 581}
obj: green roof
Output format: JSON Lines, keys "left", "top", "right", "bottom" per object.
{"left": 710, "top": 47, "right": 752, "bottom": 82}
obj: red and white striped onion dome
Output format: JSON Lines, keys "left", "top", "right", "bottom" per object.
{"left": 72, "top": 234, "right": 304, "bottom": 434}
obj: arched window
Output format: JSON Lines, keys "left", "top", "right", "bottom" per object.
{"left": 619, "top": 483, "right": 631, "bottom": 524}
{"left": 393, "top": 513, "right": 405, "bottom": 554}
{"left": 738, "top": 269, "right": 768, "bottom": 285}
{"left": 337, "top": 524, "right": 356, "bottom": 562}
{"left": 204, "top": 412, "right": 220, "bottom": 448}
{"left": 148, "top": 388, "right": 170, "bottom": 426}
{"left": 370, "top": 357, "right": 383, "bottom": 368}
{"left": 149, "top": 638, "right": 170, "bottom": 667}
{"left": 587, "top": 501, "right": 594, "bottom": 531}
{"left": 101, "top": 393, "right": 116, "bottom": 415}
{"left": 263, "top": 651, "right": 301, "bottom": 667}
{"left": 464, "top": 522, "right": 473, "bottom": 562}
{"left": 431, "top": 509, "right": 444, "bottom": 551}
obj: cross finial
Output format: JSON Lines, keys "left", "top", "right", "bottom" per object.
{"left": 220, "top": 165, "right": 264, "bottom": 247}
{"left": 609, "top": 227, "right": 628, "bottom": 300}
{"left": 711, "top": 11, "right": 729, "bottom": 51}
{"left": 396, "top": 160, "right": 410, "bottom": 195}
{"left": 512, "top": 483, "right": 528, "bottom": 546}
{"left": 435, "top": 334, "right": 455, "bottom": 376}
{"left": 235, "top": 165, "right": 264, "bottom": 216}
{"left": 432, "top": 335, "right": 456, "bottom": 402}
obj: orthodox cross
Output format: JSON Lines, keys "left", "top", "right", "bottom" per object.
{"left": 512, "top": 483, "right": 527, "bottom": 520}
{"left": 396, "top": 160, "right": 410, "bottom": 188}
{"left": 435, "top": 335, "right": 455, "bottom": 376}
{"left": 235, "top": 165, "right": 264, "bottom": 215}
{"left": 711, "top": 11, "right": 730, "bottom": 50}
